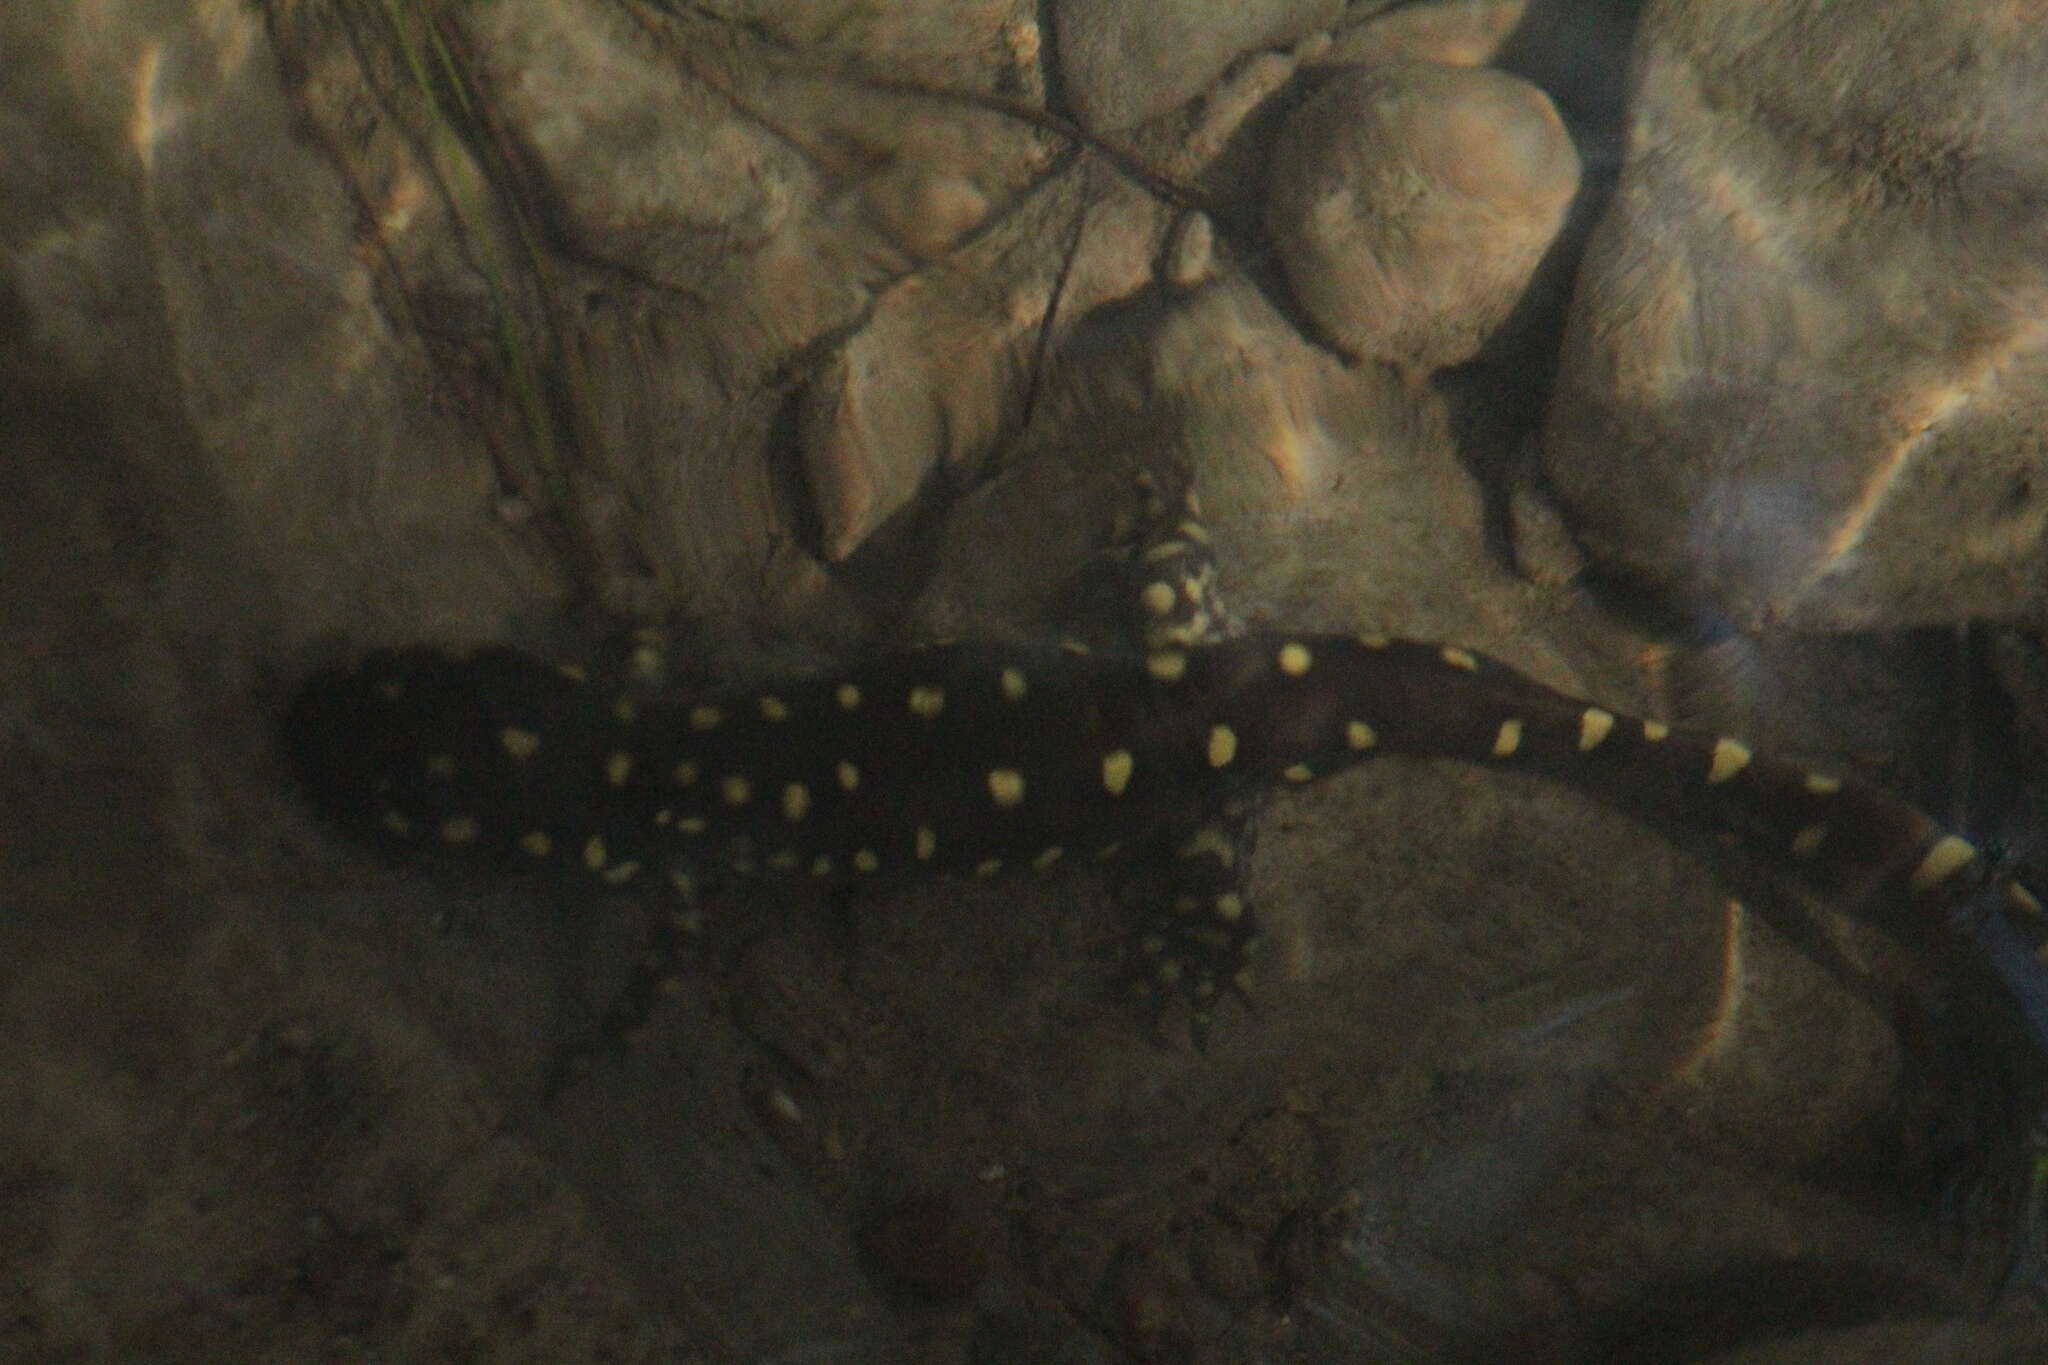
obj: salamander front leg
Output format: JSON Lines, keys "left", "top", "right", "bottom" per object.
{"left": 1124, "top": 468, "right": 1239, "bottom": 651}
{"left": 1126, "top": 810, "right": 1264, "bottom": 1046}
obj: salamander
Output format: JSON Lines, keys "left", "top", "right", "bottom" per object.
{"left": 279, "top": 479, "right": 2048, "bottom": 1030}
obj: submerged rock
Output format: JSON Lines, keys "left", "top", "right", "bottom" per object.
{"left": 1267, "top": 63, "right": 1581, "bottom": 381}
{"left": 1543, "top": 0, "right": 2048, "bottom": 629}
{"left": 1055, "top": 0, "right": 1341, "bottom": 134}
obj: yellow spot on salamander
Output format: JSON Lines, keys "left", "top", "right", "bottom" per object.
{"left": 909, "top": 685, "right": 945, "bottom": 718}
{"left": 781, "top": 782, "right": 810, "bottom": 822}
{"left": 1214, "top": 893, "right": 1244, "bottom": 922}
{"left": 975, "top": 858, "right": 1003, "bottom": 877}
{"left": 1790, "top": 823, "right": 1827, "bottom": 857}
{"left": 1000, "top": 667, "right": 1028, "bottom": 701}
{"left": 677, "top": 816, "right": 707, "bottom": 835}
{"left": 1178, "top": 519, "right": 1210, "bottom": 544}
{"left": 759, "top": 695, "right": 790, "bottom": 722}
{"left": 582, "top": 836, "right": 607, "bottom": 870}
{"left": 669, "top": 869, "right": 695, "bottom": 897}
{"left": 555, "top": 664, "right": 587, "bottom": 683}
{"left": 601, "top": 860, "right": 641, "bottom": 885}
{"left": 1179, "top": 827, "right": 1235, "bottom": 868}
{"left": 988, "top": 769, "right": 1026, "bottom": 807}
{"left": 1440, "top": 646, "right": 1478, "bottom": 672}
{"left": 1140, "top": 581, "right": 1177, "bottom": 617}
{"left": 500, "top": 727, "right": 540, "bottom": 761}
{"left": 1058, "top": 639, "right": 1091, "bottom": 655}
{"left": 1642, "top": 719, "right": 1670, "bottom": 742}
{"left": 1102, "top": 749, "right": 1134, "bottom": 796}
{"left": 1909, "top": 834, "right": 1977, "bottom": 893}
{"left": 1033, "top": 846, "right": 1064, "bottom": 870}
{"left": 1803, "top": 772, "right": 1841, "bottom": 795}
{"left": 1346, "top": 719, "right": 1377, "bottom": 751}
{"left": 612, "top": 696, "right": 638, "bottom": 725}
{"left": 915, "top": 826, "right": 936, "bottom": 860}
{"left": 441, "top": 816, "right": 479, "bottom": 845}
{"left": 1146, "top": 650, "right": 1187, "bottom": 682}
{"left": 854, "top": 849, "right": 880, "bottom": 874}
{"left": 381, "top": 810, "right": 412, "bottom": 838}
{"left": 810, "top": 855, "right": 833, "bottom": 878}
{"left": 520, "top": 830, "right": 552, "bottom": 857}
{"left": 836, "top": 760, "right": 860, "bottom": 792}
{"left": 426, "top": 753, "right": 456, "bottom": 779}
{"left": 1142, "top": 541, "right": 1188, "bottom": 564}
{"left": 1207, "top": 724, "right": 1237, "bottom": 768}
{"left": 722, "top": 775, "right": 752, "bottom": 806}
{"left": 1706, "top": 738, "right": 1751, "bottom": 784}
{"left": 689, "top": 705, "right": 722, "bottom": 731}
{"left": 673, "top": 761, "right": 699, "bottom": 786}
{"left": 1491, "top": 719, "right": 1523, "bottom": 758}
{"left": 1578, "top": 708, "right": 1614, "bottom": 751}
{"left": 769, "top": 850, "right": 799, "bottom": 872}
{"left": 606, "top": 752, "right": 634, "bottom": 786}
{"left": 1358, "top": 633, "right": 1389, "bottom": 648}
{"left": 2009, "top": 883, "right": 2044, "bottom": 916}
{"left": 1283, "top": 763, "right": 1314, "bottom": 782}
{"left": 654, "top": 808, "right": 673, "bottom": 825}
{"left": 836, "top": 682, "right": 862, "bottom": 711}
{"left": 1096, "top": 841, "right": 1122, "bottom": 860}
{"left": 1277, "top": 642, "right": 1312, "bottom": 676}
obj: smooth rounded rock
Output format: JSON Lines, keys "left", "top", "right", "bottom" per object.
{"left": 1267, "top": 63, "right": 1581, "bottom": 379}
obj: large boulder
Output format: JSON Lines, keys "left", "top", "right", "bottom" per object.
{"left": 1544, "top": 0, "right": 2048, "bottom": 629}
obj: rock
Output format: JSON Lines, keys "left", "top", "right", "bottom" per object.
{"left": 798, "top": 169, "right": 1171, "bottom": 562}
{"left": 856, "top": 1196, "right": 994, "bottom": 1300}
{"left": 1318, "top": 0, "right": 1529, "bottom": 70}
{"left": 1054, "top": 0, "right": 1342, "bottom": 134}
{"left": 13, "top": 220, "right": 125, "bottom": 376}
{"left": 856, "top": 167, "right": 991, "bottom": 261}
{"left": 1163, "top": 211, "right": 1218, "bottom": 289}
{"left": 1542, "top": 0, "right": 2048, "bottom": 630}
{"left": 1266, "top": 63, "right": 1581, "bottom": 380}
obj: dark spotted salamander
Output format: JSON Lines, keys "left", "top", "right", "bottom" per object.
{"left": 281, "top": 482, "right": 2048, "bottom": 1031}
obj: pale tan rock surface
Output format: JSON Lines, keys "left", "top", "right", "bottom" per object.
{"left": 1319, "top": 0, "right": 1529, "bottom": 69}
{"left": 1053, "top": 0, "right": 1342, "bottom": 133}
{"left": 1544, "top": 0, "right": 2048, "bottom": 630}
